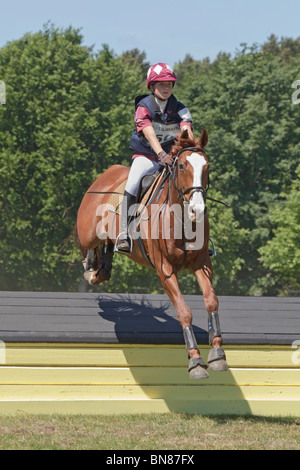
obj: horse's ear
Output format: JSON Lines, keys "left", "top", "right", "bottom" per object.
{"left": 199, "top": 128, "right": 208, "bottom": 148}
{"left": 181, "top": 129, "right": 189, "bottom": 139}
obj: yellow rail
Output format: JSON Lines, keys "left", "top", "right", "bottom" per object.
{"left": 0, "top": 343, "right": 299, "bottom": 416}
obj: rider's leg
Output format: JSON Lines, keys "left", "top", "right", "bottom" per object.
{"left": 125, "top": 156, "right": 161, "bottom": 197}
{"left": 116, "top": 190, "right": 137, "bottom": 252}
{"left": 116, "top": 156, "right": 161, "bottom": 252}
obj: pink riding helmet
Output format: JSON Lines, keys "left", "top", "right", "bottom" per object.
{"left": 146, "top": 63, "right": 177, "bottom": 89}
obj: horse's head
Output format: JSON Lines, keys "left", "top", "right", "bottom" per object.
{"left": 170, "top": 129, "right": 209, "bottom": 223}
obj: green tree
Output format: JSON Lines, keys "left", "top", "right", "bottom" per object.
{"left": 262, "top": 34, "right": 300, "bottom": 64}
{"left": 259, "top": 164, "right": 300, "bottom": 295}
{"left": 1, "top": 26, "right": 299, "bottom": 296}
{"left": 0, "top": 26, "right": 142, "bottom": 291}
{"left": 121, "top": 48, "right": 150, "bottom": 76}
{"left": 175, "top": 41, "right": 300, "bottom": 295}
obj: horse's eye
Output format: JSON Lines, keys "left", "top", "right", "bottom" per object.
{"left": 179, "top": 163, "right": 185, "bottom": 170}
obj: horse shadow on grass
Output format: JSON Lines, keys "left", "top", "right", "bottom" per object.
{"left": 97, "top": 294, "right": 251, "bottom": 415}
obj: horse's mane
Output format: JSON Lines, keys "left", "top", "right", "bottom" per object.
{"left": 170, "top": 134, "right": 200, "bottom": 157}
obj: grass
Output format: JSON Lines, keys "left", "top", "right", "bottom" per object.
{"left": 0, "top": 413, "right": 299, "bottom": 450}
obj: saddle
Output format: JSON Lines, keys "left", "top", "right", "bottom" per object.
{"left": 109, "top": 167, "right": 216, "bottom": 260}
{"left": 108, "top": 167, "right": 165, "bottom": 216}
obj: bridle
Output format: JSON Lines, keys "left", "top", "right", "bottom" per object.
{"left": 170, "top": 146, "right": 209, "bottom": 205}
{"left": 86, "top": 145, "right": 229, "bottom": 209}
{"left": 169, "top": 146, "right": 230, "bottom": 208}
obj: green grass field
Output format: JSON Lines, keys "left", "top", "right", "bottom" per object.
{"left": 0, "top": 413, "right": 299, "bottom": 450}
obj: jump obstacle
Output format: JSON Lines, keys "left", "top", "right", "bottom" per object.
{"left": 0, "top": 291, "right": 299, "bottom": 416}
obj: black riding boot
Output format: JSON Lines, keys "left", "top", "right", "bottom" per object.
{"left": 116, "top": 190, "right": 136, "bottom": 253}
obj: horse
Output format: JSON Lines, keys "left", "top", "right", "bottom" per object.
{"left": 76, "top": 129, "right": 228, "bottom": 379}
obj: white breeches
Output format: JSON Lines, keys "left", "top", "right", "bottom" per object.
{"left": 125, "top": 156, "right": 162, "bottom": 197}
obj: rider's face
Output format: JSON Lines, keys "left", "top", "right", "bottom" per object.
{"left": 151, "top": 81, "right": 173, "bottom": 101}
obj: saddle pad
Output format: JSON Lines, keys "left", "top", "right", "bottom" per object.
{"left": 108, "top": 180, "right": 127, "bottom": 213}
{"left": 108, "top": 171, "right": 165, "bottom": 215}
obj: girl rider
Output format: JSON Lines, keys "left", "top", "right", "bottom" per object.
{"left": 116, "top": 63, "right": 193, "bottom": 253}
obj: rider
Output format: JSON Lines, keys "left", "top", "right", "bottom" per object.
{"left": 116, "top": 62, "right": 193, "bottom": 253}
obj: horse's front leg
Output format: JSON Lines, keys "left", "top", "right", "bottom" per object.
{"left": 156, "top": 264, "right": 209, "bottom": 379}
{"left": 193, "top": 258, "right": 228, "bottom": 371}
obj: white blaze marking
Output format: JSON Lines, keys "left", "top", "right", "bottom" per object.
{"left": 186, "top": 153, "right": 206, "bottom": 220}
{"left": 187, "top": 153, "right": 206, "bottom": 195}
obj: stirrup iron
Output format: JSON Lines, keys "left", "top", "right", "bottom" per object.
{"left": 209, "top": 237, "right": 216, "bottom": 257}
{"left": 114, "top": 232, "right": 133, "bottom": 254}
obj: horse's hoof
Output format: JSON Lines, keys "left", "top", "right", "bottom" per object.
{"left": 208, "top": 347, "right": 228, "bottom": 371}
{"left": 189, "top": 365, "right": 209, "bottom": 380}
{"left": 83, "top": 269, "right": 96, "bottom": 285}
{"left": 188, "top": 357, "right": 209, "bottom": 380}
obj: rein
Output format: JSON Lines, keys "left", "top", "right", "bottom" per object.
{"left": 86, "top": 147, "right": 230, "bottom": 210}
{"left": 83, "top": 147, "right": 228, "bottom": 270}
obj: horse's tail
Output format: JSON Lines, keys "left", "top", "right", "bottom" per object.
{"left": 72, "top": 223, "right": 102, "bottom": 268}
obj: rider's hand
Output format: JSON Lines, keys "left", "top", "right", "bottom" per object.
{"left": 157, "top": 151, "right": 173, "bottom": 167}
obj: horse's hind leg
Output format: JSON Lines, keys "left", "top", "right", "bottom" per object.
{"left": 83, "top": 248, "right": 97, "bottom": 271}
{"left": 99, "top": 242, "right": 114, "bottom": 279}
{"left": 156, "top": 265, "right": 209, "bottom": 379}
{"left": 83, "top": 240, "right": 114, "bottom": 285}
{"left": 83, "top": 248, "right": 98, "bottom": 284}
{"left": 194, "top": 260, "right": 228, "bottom": 371}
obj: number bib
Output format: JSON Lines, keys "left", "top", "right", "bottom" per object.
{"left": 152, "top": 122, "right": 181, "bottom": 144}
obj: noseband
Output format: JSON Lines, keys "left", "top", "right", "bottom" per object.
{"left": 171, "top": 147, "right": 209, "bottom": 204}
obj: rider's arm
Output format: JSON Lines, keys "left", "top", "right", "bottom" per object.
{"left": 178, "top": 104, "right": 193, "bottom": 139}
{"left": 142, "top": 125, "right": 164, "bottom": 155}
{"left": 135, "top": 106, "right": 164, "bottom": 156}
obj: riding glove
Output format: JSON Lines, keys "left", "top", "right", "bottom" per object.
{"left": 157, "top": 151, "right": 173, "bottom": 166}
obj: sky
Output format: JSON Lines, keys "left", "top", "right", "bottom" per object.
{"left": 0, "top": 0, "right": 300, "bottom": 67}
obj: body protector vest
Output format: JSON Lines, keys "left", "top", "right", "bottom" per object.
{"left": 129, "top": 94, "right": 192, "bottom": 157}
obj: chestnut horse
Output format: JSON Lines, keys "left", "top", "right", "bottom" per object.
{"left": 76, "top": 129, "right": 227, "bottom": 379}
